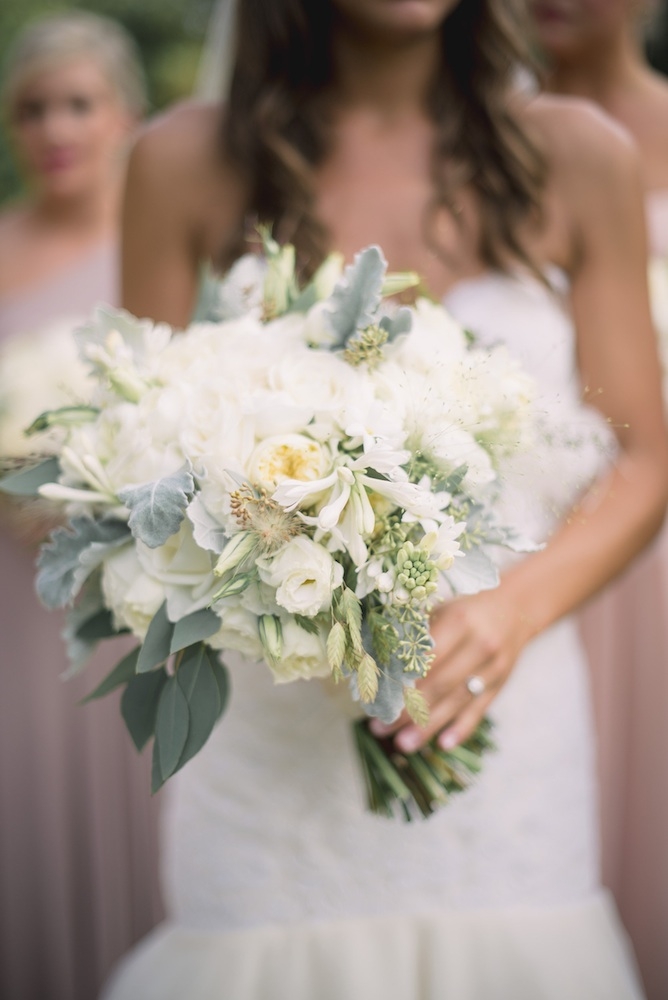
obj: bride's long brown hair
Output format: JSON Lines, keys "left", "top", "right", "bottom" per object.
{"left": 223, "top": 0, "right": 545, "bottom": 277}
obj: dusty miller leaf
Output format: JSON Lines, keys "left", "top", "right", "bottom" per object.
{"left": 36, "top": 518, "right": 130, "bottom": 609}
{"left": 379, "top": 308, "right": 413, "bottom": 342}
{"left": 325, "top": 246, "right": 387, "bottom": 349}
{"left": 118, "top": 464, "right": 195, "bottom": 549}
{"left": 444, "top": 546, "right": 499, "bottom": 595}
{"left": 0, "top": 457, "right": 60, "bottom": 497}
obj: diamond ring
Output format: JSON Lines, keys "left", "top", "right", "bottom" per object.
{"left": 465, "top": 674, "right": 486, "bottom": 697}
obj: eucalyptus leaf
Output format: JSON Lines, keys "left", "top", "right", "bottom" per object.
{"left": 61, "top": 573, "right": 106, "bottom": 677}
{"left": 118, "top": 464, "right": 195, "bottom": 549}
{"left": 170, "top": 608, "right": 221, "bottom": 654}
{"left": 81, "top": 648, "right": 141, "bottom": 703}
{"left": 175, "top": 643, "right": 221, "bottom": 769}
{"left": 206, "top": 648, "right": 230, "bottom": 721}
{"left": 36, "top": 518, "right": 130, "bottom": 609}
{"left": 121, "top": 668, "right": 168, "bottom": 751}
{"left": 187, "top": 495, "right": 227, "bottom": 554}
{"left": 325, "top": 246, "right": 387, "bottom": 348}
{"left": 151, "top": 739, "right": 163, "bottom": 794}
{"left": 445, "top": 546, "right": 499, "bottom": 595}
{"left": 137, "top": 602, "right": 174, "bottom": 673}
{"left": 75, "top": 608, "right": 124, "bottom": 642}
{"left": 0, "top": 457, "right": 60, "bottom": 496}
{"left": 155, "top": 676, "right": 189, "bottom": 780}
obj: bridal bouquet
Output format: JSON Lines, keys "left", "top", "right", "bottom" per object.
{"left": 0, "top": 317, "right": 93, "bottom": 463}
{"left": 1, "top": 239, "right": 538, "bottom": 819}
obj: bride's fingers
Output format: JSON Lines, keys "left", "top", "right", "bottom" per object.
{"left": 391, "top": 684, "right": 474, "bottom": 752}
{"left": 437, "top": 686, "right": 497, "bottom": 751}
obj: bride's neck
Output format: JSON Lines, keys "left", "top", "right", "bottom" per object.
{"left": 330, "top": 26, "right": 440, "bottom": 117}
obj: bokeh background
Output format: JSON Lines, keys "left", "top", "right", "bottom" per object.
{"left": 1, "top": 1, "right": 668, "bottom": 205}
{"left": 0, "top": 0, "right": 217, "bottom": 204}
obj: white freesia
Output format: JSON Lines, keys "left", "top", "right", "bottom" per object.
{"left": 101, "top": 544, "right": 164, "bottom": 639}
{"left": 257, "top": 536, "right": 344, "bottom": 616}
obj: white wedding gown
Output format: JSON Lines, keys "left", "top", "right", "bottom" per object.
{"left": 102, "top": 268, "right": 644, "bottom": 999}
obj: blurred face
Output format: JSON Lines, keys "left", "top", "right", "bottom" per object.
{"left": 331, "top": 0, "right": 463, "bottom": 40}
{"left": 9, "top": 57, "right": 134, "bottom": 200}
{"left": 531, "top": 0, "right": 635, "bottom": 59}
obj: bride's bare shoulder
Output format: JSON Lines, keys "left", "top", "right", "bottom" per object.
{"left": 126, "top": 100, "right": 245, "bottom": 235}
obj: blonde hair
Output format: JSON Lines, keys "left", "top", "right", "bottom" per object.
{"left": 2, "top": 12, "right": 147, "bottom": 119}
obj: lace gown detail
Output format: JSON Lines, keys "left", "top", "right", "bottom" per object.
{"left": 103, "top": 269, "right": 644, "bottom": 1000}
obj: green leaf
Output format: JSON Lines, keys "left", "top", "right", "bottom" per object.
{"left": 174, "top": 643, "right": 221, "bottom": 769}
{"left": 81, "top": 648, "right": 141, "bottom": 703}
{"left": 75, "top": 608, "right": 125, "bottom": 642}
{"left": 118, "top": 464, "right": 195, "bottom": 549}
{"left": 151, "top": 739, "right": 163, "bottom": 794}
{"left": 121, "top": 668, "right": 168, "bottom": 751}
{"left": 36, "top": 518, "right": 130, "bottom": 609}
{"left": 170, "top": 608, "right": 221, "bottom": 654}
{"left": 294, "top": 614, "right": 320, "bottom": 636}
{"left": 26, "top": 405, "right": 99, "bottom": 436}
{"left": 206, "top": 648, "right": 230, "bottom": 721}
{"left": 0, "top": 457, "right": 60, "bottom": 496}
{"left": 137, "top": 602, "right": 174, "bottom": 673}
{"left": 155, "top": 676, "right": 189, "bottom": 780}
{"left": 325, "top": 246, "right": 387, "bottom": 348}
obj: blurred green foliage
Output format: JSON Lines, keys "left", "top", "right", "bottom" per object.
{"left": 0, "top": 0, "right": 216, "bottom": 204}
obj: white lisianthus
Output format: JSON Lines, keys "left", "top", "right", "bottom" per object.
{"left": 208, "top": 602, "right": 263, "bottom": 661}
{"left": 101, "top": 544, "right": 165, "bottom": 639}
{"left": 268, "top": 619, "right": 330, "bottom": 683}
{"left": 136, "top": 521, "right": 218, "bottom": 622}
{"left": 257, "top": 535, "right": 344, "bottom": 616}
{"left": 247, "top": 434, "right": 332, "bottom": 493}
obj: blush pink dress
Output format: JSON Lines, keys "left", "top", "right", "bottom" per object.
{"left": 580, "top": 191, "right": 668, "bottom": 1000}
{"left": 0, "top": 241, "right": 163, "bottom": 1000}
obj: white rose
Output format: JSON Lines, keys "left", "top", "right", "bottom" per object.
{"left": 247, "top": 434, "right": 332, "bottom": 492}
{"left": 208, "top": 603, "right": 263, "bottom": 661}
{"left": 269, "top": 619, "right": 330, "bottom": 683}
{"left": 136, "top": 521, "right": 218, "bottom": 622}
{"left": 101, "top": 544, "right": 164, "bottom": 640}
{"left": 256, "top": 535, "right": 344, "bottom": 616}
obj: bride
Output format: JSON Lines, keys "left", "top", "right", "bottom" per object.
{"left": 104, "top": 0, "right": 667, "bottom": 996}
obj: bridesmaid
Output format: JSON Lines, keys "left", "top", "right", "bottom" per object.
{"left": 531, "top": 4, "right": 668, "bottom": 999}
{"left": 0, "top": 14, "right": 162, "bottom": 1000}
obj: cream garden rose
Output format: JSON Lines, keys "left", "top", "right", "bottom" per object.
{"left": 247, "top": 434, "right": 332, "bottom": 493}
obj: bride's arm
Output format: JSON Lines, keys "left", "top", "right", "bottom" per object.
{"left": 121, "top": 103, "right": 244, "bottom": 327}
{"left": 375, "top": 103, "right": 668, "bottom": 753}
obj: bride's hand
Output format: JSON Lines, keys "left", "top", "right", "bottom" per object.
{"left": 369, "top": 585, "right": 533, "bottom": 753}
